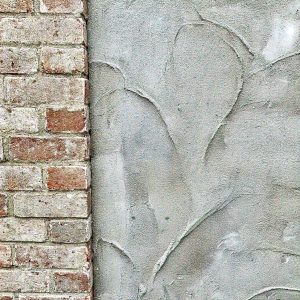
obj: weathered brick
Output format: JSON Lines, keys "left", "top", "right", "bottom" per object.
{"left": 0, "top": 194, "right": 8, "bottom": 217}
{"left": 49, "top": 218, "right": 91, "bottom": 243}
{"left": 0, "top": 139, "right": 3, "bottom": 162}
{"left": 0, "top": 47, "right": 38, "bottom": 74}
{"left": 0, "top": 218, "right": 47, "bottom": 242}
{"left": 47, "top": 166, "right": 90, "bottom": 190}
{"left": 0, "top": 108, "right": 39, "bottom": 133}
{"left": 0, "top": 17, "right": 85, "bottom": 45}
{"left": 53, "top": 270, "right": 92, "bottom": 292}
{"left": 0, "top": 0, "right": 90, "bottom": 295}
{"left": 0, "top": 245, "right": 11, "bottom": 268}
{"left": 0, "top": 0, "right": 33, "bottom": 12}
{"left": 40, "top": 0, "right": 85, "bottom": 14}
{"left": 6, "top": 77, "right": 87, "bottom": 105}
{"left": 47, "top": 108, "right": 87, "bottom": 133}
{"left": 0, "top": 166, "right": 42, "bottom": 191}
{"left": 10, "top": 137, "right": 88, "bottom": 162}
{"left": 15, "top": 245, "right": 90, "bottom": 269}
{"left": 0, "top": 294, "right": 14, "bottom": 300}
{"left": 41, "top": 47, "right": 87, "bottom": 74}
{"left": 0, "top": 270, "right": 49, "bottom": 292}
{"left": 19, "top": 295, "right": 91, "bottom": 300}
{"left": 0, "top": 76, "right": 3, "bottom": 101}
{"left": 14, "top": 192, "right": 90, "bottom": 218}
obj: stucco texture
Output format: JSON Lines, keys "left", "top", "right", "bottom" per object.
{"left": 88, "top": 1, "right": 300, "bottom": 299}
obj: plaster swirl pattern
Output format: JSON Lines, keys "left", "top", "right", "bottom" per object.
{"left": 89, "top": 1, "right": 300, "bottom": 299}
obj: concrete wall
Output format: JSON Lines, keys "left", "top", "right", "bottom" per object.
{"left": 89, "top": 0, "right": 300, "bottom": 299}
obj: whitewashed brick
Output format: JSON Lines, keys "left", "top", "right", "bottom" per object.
{"left": 0, "top": 218, "right": 47, "bottom": 242}
{"left": 0, "top": 108, "right": 39, "bottom": 133}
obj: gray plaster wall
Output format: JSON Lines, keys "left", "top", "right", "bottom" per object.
{"left": 88, "top": 1, "right": 300, "bottom": 299}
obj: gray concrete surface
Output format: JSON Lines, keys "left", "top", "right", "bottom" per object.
{"left": 88, "top": 1, "right": 300, "bottom": 299}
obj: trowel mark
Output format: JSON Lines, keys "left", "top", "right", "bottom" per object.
{"left": 250, "top": 246, "right": 300, "bottom": 258}
{"left": 249, "top": 50, "right": 300, "bottom": 77}
{"left": 90, "top": 61, "right": 177, "bottom": 154}
{"left": 187, "top": 0, "right": 255, "bottom": 57}
{"left": 245, "top": 287, "right": 300, "bottom": 300}
{"left": 91, "top": 60, "right": 194, "bottom": 209}
{"left": 163, "top": 21, "right": 246, "bottom": 164}
{"left": 99, "top": 237, "right": 135, "bottom": 267}
{"left": 146, "top": 190, "right": 238, "bottom": 294}
{"left": 202, "top": 75, "right": 244, "bottom": 163}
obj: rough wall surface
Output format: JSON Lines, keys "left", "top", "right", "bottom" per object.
{"left": 89, "top": 0, "right": 300, "bottom": 299}
{"left": 0, "top": 0, "right": 92, "bottom": 299}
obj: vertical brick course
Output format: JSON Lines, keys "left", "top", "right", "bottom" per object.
{"left": 0, "top": 0, "right": 91, "bottom": 297}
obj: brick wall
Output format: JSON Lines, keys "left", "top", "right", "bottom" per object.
{"left": 0, "top": 0, "right": 92, "bottom": 298}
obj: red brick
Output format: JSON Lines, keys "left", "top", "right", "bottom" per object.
{"left": 15, "top": 245, "right": 90, "bottom": 269}
{"left": 47, "top": 166, "right": 90, "bottom": 190}
{"left": 0, "top": 218, "right": 47, "bottom": 242}
{"left": 41, "top": 47, "right": 87, "bottom": 75}
{"left": 10, "top": 137, "right": 88, "bottom": 162}
{"left": 0, "top": 47, "right": 38, "bottom": 74}
{"left": 0, "top": 17, "right": 85, "bottom": 45}
{"left": 0, "top": 194, "right": 7, "bottom": 217}
{"left": 40, "top": 0, "right": 86, "bottom": 14}
{"left": 14, "top": 192, "right": 90, "bottom": 218}
{"left": 49, "top": 218, "right": 91, "bottom": 243}
{"left": 53, "top": 271, "right": 92, "bottom": 292}
{"left": 0, "top": 0, "right": 33, "bottom": 12}
{"left": 0, "top": 295, "right": 14, "bottom": 300}
{"left": 0, "top": 166, "right": 42, "bottom": 191}
{"left": 0, "top": 245, "right": 11, "bottom": 268}
{"left": 0, "top": 297, "right": 13, "bottom": 300}
{"left": 5, "top": 77, "right": 87, "bottom": 106}
{"left": 46, "top": 108, "right": 87, "bottom": 133}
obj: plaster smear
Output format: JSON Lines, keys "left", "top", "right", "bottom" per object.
{"left": 89, "top": 0, "right": 300, "bottom": 299}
